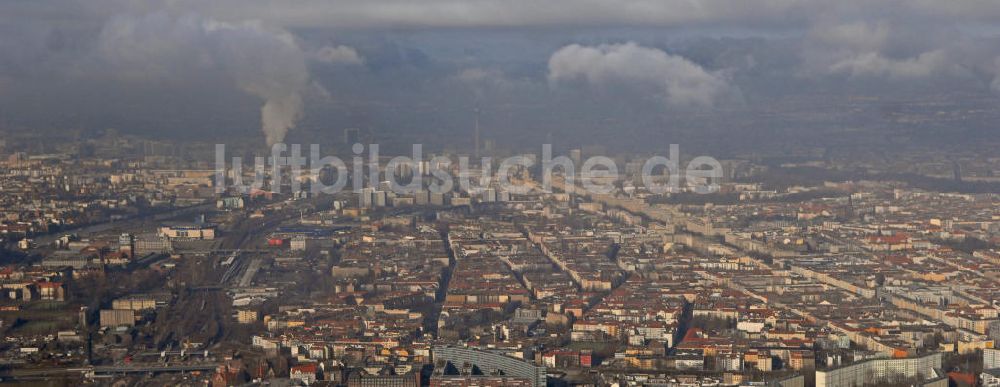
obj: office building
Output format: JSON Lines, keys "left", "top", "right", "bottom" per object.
{"left": 815, "top": 353, "right": 942, "bottom": 387}
{"left": 432, "top": 346, "right": 546, "bottom": 387}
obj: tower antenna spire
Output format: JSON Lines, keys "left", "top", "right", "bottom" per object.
{"left": 474, "top": 107, "right": 481, "bottom": 159}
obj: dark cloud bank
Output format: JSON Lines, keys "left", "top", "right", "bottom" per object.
{"left": 2, "top": 0, "right": 1000, "bottom": 150}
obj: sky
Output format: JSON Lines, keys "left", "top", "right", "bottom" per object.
{"left": 2, "top": 0, "right": 1000, "bottom": 150}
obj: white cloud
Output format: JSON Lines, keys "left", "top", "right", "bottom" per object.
{"left": 827, "top": 49, "right": 954, "bottom": 80}
{"left": 548, "top": 42, "right": 737, "bottom": 108}
{"left": 313, "top": 45, "right": 363, "bottom": 65}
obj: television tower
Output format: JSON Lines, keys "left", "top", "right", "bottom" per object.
{"left": 474, "top": 107, "right": 481, "bottom": 159}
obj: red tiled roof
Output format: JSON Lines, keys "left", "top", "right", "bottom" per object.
{"left": 291, "top": 363, "right": 317, "bottom": 373}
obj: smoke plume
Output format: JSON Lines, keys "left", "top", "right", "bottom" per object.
{"left": 98, "top": 13, "right": 316, "bottom": 145}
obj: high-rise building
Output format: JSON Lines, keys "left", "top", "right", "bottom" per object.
{"left": 374, "top": 191, "right": 388, "bottom": 207}
{"left": 359, "top": 187, "right": 376, "bottom": 208}
{"left": 415, "top": 190, "right": 430, "bottom": 205}
{"left": 482, "top": 188, "right": 497, "bottom": 203}
{"left": 986, "top": 348, "right": 1000, "bottom": 370}
{"left": 990, "top": 321, "right": 1000, "bottom": 343}
{"left": 430, "top": 192, "right": 446, "bottom": 206}
{"left": 118, "top": 233, "right": 135, "bottom": 258}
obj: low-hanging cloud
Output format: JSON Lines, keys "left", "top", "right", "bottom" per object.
{"left": 800, "top": 20, "right": 975, "bottom": 82}
{"left": 547, "top": 42, "right": 738, "bottom": 108}
{"left": 98, "top": 13, "right": 334, "bottom": 145}
{"left": 827, "top": 50, "right": 953, "bottom": 80}
{"left": 313, "top": 45, "right": 364, "bottom": 65}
